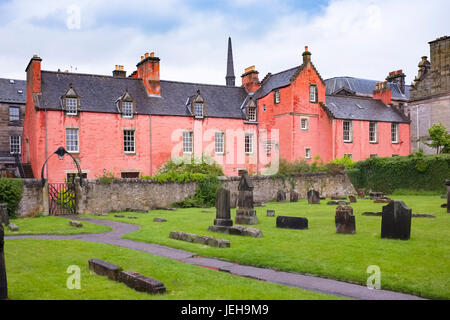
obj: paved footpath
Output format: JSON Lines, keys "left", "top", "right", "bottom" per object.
{"left": 5, "top": 217, "right": 425, "bottom": 300}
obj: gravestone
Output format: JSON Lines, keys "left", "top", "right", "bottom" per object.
{"left": 118, "top": 271, "right": 166, "bottom": 294}
{"left": 0, "top": 224, "right": 7, "bottom": 300}
{"left": 235, "top": 170, "right": 258, "bottom": 225}
{"left": 277, "top": 190, "right": 286, "bottom": 202}
{"left": 276, "top": 216, "right": 308, "bottom": 230}
{"left": 381, "top": 200, "right": 412, "bottom": 240}
{"left": 446, "top": 180, "right": 450, "bottom": 214}
{"left": 0, "top": 204, "right": 9, "bottom": 227}
{"left": 335, "top": 205, "right": 356, "bottom": 234}
{"left": 290, "top": 190, "right": 299, "bottom": 202}
{"left": 88, "top": 259, "right": 122, "bottom": 281}
{"left": 348, "top": 195, "right": 357, "bottom": 203}
{"left": 307, "top": 189, "right": 320, "bottom": 204}
{"left": 369, "top": 191, "right": 385, "bottom": 200}
{"left": 357, "top": 189, "right": 365, "bottom": 199}
{"left": 214, "top": 188, "right": 233, "bottom": 227}
{"left": 266, "top": 210, "right": 275, "bottom": 217}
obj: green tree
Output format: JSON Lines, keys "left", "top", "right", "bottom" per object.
{"left": 424, "top": 123, "right": 450, "bottom": 154}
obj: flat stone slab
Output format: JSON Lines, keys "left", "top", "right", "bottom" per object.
{"left": 153, "top": 217, "right": 167, "bottom": 222}
{"left": 88, "top": 258, "right": 122, "bottom": 281}
{"left": 276, "top": 216, "right": 308, "bottom": 230}
{"left": 362, "top": 212, "right": 382, "bottom": 216}
{"left": 208, "top": 225, "right": 263, "bottom": 238}
{"left": 7, "top": 224, "right": 18, "bottom": 232}
{"left": 266, "top": 210, "right": 275, "bottom": 217}
{"left": 118, "top": 270, "right": 166, "bottom": 294}
{"left": 169, "top": 231, "right": 230, "bottom": 248}
{"left": 327, "top": 200, "right": 350, "bottom": 206}
{"left": 69, "top": 220, "right": 83, "bottom": 228}
{"left": 363, "top": 212, "right": 435, "bottom": 218}
{"left": 114, "top": 215, "right": 125, "bottom": 218}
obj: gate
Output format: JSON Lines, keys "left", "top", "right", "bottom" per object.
{"left": 48, "top": 182, "right": 77, "bottom": 215}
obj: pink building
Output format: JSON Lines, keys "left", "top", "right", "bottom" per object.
{"left": 22, "top": 40, "right": 410, "bottom": 183}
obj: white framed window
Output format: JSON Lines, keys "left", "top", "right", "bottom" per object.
{"left": 274, "top": 90, "right": 280, "bottom": 104}
{"left": 65, "top": 128, "right": 79, "bottom": 153}
{"left": 369, "top": 122, "right": 378, "bottom": 143}
{"left": 10, "top": 136, "right": 21, "bottom": 154}
{"left": 391, "top": 123, "right": 399, "bottom": 143}
{"left": 194, "top": 103, "right": 203, "bottom": 118}
{"left": 309, "top": 85, "right": 317, "bottom": 102}
{"left": 215, "top": 131, "right": 224, "bottom": 154}
{"left": 122, "top": 101, "right": 133, "bottom": 118}
{"left": 301, "top": 117, "right": 309, "bottom": 130}
{"left": 344, "top": 153, "right": 353, "bottom": 160}
{"left": 123, "top": 130, "right": 135, "bottom": 153}
{"left": 305, "top": 147, "right": 312, "bottom": 159}
{"left": 247, "top": 107, "right": 257, "bottom": 122}
{"left": 66, "top": 98, "right": 78, "bottom": 115}
{"left": 264, "top": 140, "right": 272, "bottom": 155}
{"left": 343, "top": 120, "right": 352, "bottom": 142}
{"left": 9, "top": 107, "right": 20, "bottom": 121}
{"left": 245, "top": 133, "right": 253, "bottom": 154}
{"left": 183, "top": 131, "right": 193, "bottom": 154}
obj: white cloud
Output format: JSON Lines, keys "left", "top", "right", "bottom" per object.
{"left": 0, "top": 0, "right": 448, "bottom": 87}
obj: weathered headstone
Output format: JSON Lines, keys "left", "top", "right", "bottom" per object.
{"left": 335, "top": 206, "right": 356, "bottom": 234}
{"left": 357, "top": 189, "right": 365, "bottom": 199}
{"left": 69, "top": 220, "right": 83, "bottom": 228}
{"left": 381, "top": 200, "right": 412, "bottom": 240}
{"left": 290, "top": 190, "right": 299, "bottom": 202}
{"left": 0, "top": 204, "right": 9, "bottom": 227}
{"left": 208, "top": 225, "right": 263, "bottom": 238}
{"left": 118, "top": 271, "right": 166, "bottom": 294}
{"left": 307, "top": 189, "right": 320, "bottom": 204}
{"left": 214, "top": 188, "right": 233, "bottom": 227}
{"left": 348, "top": 195, "right": 357, "bottom": 203}
{"left": 153, "top": 217, "right": 167, "bottom": 222}
{"left": 374, "top": 198, "right": 391, "bottom": 203}
{"left": 230, "top": 192, "right": 238, "bottom": 209}
{"left": 276, "top": 190, "right": 286, "bottom": 202}
{"left": 266, "top": 210, "right": 275, "bottom": 217}
{"left": 369, "top": 191, "right": 385, "bottom": 200}
{"left": 276, "top": 216, "right": 308, "bottom": 230}
{"left": 327, "top": 200, "right": 350, "bottom": 206}
{"left": 235, "top": 170, "right": 258, "bottom": 225}
{"left": 0, "top": 224, "right": 7, "bottom": 300}
{"left": 88, "top": 259, "right": 122, "bottom": 281}
{"left": 446, "top": 180, "right": 450, "bottom": 214}
{"left": 7, "top": 224, "right": 18, "bottom": 232}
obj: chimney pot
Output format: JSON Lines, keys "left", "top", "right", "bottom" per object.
{"left": 305, "top": 46, "right": 308, "bottom": 52}
{"left": 150, "top": 52, "right": 155, "bottom": 58}
{"left": 144, "top": 52, "right": 149, "bottom": 58}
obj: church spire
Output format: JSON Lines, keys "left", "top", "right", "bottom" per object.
{"left": 225, "top": 37, "right": 236, "bottom": 87}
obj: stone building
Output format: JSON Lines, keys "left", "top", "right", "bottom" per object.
{"left": 407, "top": 36, "right": 450, "bottom": 153}
{"left": 0, "top": 78, "right": 31, "bottom": 177}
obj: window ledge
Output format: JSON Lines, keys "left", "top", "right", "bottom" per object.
{"left": 244, "top": 121, "right": 258, "bottom": 125}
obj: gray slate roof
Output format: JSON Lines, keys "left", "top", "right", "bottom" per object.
{"left": 325, "top": 77, "right": 410, "bottom": 100}
{"left": 38, "top": 71, "right": 248, "bottom": 119}
{"left": 0, "top": 78, "right": 26, "bottom": 104}
{"left": 324, "top": 95, "right": 409, "bottom": 123}
{"left": 254, "top": 65, "right": 301, "bottom": 99}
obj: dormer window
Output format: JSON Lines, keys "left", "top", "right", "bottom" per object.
{"left": 245, "top": 97, "right": 257, "bottom": 122}
{"left": 194, "top": 103, "right": 204, "bottom": 118}
{"left": 274, "top": 89, "right": 280, "bottom": 104}
{"left": 309, "top": 84, "right": 318, "bottom": 103}
{"left": 191, "top": 90, "right": 205, "bottom": 119}
{"left": 116, "top": 90, "right": 135, "bottom": 119}
{"left": 62, "top": 84, "right": 80, "bottom": 116}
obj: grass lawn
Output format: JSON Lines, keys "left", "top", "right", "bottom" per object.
{"left": 84, "top": 195, "right": 450, "bottom": 299}
{"left": 4, "top": 239, "right": 342, "bottom": 300}
{"left": 4, "top": 216, "right": 112, "bottom": 235}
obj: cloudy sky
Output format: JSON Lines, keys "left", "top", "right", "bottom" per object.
{"left": 0, "top": 0, "right": 448, "bottom": 85}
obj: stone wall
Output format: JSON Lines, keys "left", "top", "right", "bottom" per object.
{"left": 18, "top": 179, "right": 43, "bottom": 217}
{"left": 16, "top": 172, "right": 356, "bottom": 216}
{"left": 220, "top": 172, "right": 355, "bottom": 204}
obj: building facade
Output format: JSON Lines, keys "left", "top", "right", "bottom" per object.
{"left": 407, "top": 36, "right": 450, "bottom": 153}
{"left": 22, "top": 41, "right": 411, "bottom": 183}
{"left": 0, "top": 78, "right": 30, "bottom": 177}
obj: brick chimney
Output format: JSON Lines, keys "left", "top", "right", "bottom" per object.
{"left": 302, "top": 46, "right": 311, "bottom": 65}
{"left": 241, "top": 65, "right": 260, "bottom": 93}
{"left": 113, "top": 65, "right": 127, "bottom": 77}
{"left": 386, "top": 69, "right": 406, "bottom": 94}
{"left": 373, "top": 81, "right": 391, "bottom": 106}
{"left": 136, "top": 52, "right": 160, "bottom": 96}
{"left": 25, "top": 54, "right": 42, "bottom": 94}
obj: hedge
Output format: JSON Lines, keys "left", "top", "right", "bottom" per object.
{"left": 0, "top": 178, "right": 24, "bottom": 218}
{"left": 347, "top": 154, "right": 450, "bottom": 194}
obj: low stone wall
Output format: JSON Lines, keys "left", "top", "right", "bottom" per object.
{"left": 77, "top": 179, "right": 198, "bottom": 215}
{"left": 220, "top": 172, "right": 355, "bottom": 203}
{"left": 16, "top": 172, "right": 356, "bottom": 216}
{"left": 18, "top": 179, "right": 44, "bottom": 217}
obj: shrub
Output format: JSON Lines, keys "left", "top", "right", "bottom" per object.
{"left": 0, "top": 178, "right": 24, "bottom": 218}
{"left": 96, "top": 170, "right": 116, "bottom": 185}
{"left": 348, "top": 153, "right": 450, "bottom": 193}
